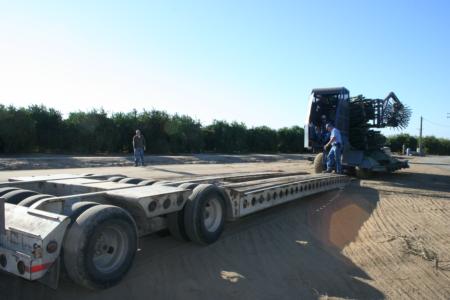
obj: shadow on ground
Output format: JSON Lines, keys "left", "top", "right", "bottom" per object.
{"left": 0, "top": 154, "right": 313, "bottom": 171}
{"left": 371, "top": 171, "right": 450, "bottom": 194}
{"left": 0, "top": 182, "right": 383, "bottom": 300}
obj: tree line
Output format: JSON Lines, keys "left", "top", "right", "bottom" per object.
{"left": 386, "top": 133, "right": 450, "bottom": 155}
{"left": 1, "top": 105, "right": 449, "bottom": 155}
{"left": 0, "top": 105, "right": 304, "bottom": 154}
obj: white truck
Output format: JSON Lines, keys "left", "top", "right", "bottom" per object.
{"left": 0, "top": 172, "right": 348, "bottom": 289}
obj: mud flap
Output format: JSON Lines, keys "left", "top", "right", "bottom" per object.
{"left": 37, "top": 257, "right": 61, "bottom": 290}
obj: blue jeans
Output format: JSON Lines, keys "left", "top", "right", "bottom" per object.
{"left": 134, "top": 148, "right": 145, "bottom": 165}
{"left": 326, "top": 145, "right": 342, "bottom": 173}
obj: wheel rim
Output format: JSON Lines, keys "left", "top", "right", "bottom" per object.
{"left": 203, "top": 197, "right": 223, "bottom": 232}
{"left": 92, "top": 224, "right": 129, "bottom": 273}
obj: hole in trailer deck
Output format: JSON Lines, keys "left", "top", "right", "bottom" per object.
{"left": 148, "top": 201, "right": 157, "bottom": 212}
{"left": 259, "top": 195, "right": 264, "bottom": 204}
{"left": 163, "top": 198, "right": 171, "bottom": 209}
{"left": 17, "top": 261, "right": 25, "bottom": 275}
{"left": 0, "top": 254, "right": 7, "bottom": 268}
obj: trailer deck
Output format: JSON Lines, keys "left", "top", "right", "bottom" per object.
{"left": 0, "top": 171, "right": 348, "bottom": 289}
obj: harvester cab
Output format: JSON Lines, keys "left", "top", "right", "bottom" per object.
{"left": 305, "top": 87, "right": 410, "bottom": 177}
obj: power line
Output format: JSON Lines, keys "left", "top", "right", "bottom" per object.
{"left": 422, "top": 117, "right": 450, "bottom": 128}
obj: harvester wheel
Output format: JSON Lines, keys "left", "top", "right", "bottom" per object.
{"left": 313, "top": 152, "right": 325, "bottom": 174}
{"left": 356, "top": 167, "right": 373, "bottom": 179}
{"left": 184, "top": 184, "right": 225, "bottom": 245}
{"left": 63, "top": 205, "right": 137, "bottom": 289}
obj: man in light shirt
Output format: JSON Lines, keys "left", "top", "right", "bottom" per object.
{"left": 323, "top": 123, "right": 342, "bottom": 174}
{"left": 132, "top": 129, "right": 146, "bottom": 167}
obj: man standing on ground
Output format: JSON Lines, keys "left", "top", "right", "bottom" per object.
{"left": 323, "top": 123, "right": 342, "bottom": 174}
{"left": 133, "top": 129, "right": 146, "bottom": 166}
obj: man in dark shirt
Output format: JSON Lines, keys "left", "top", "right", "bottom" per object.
{"left": 132, "top": 129, "right": 146, "bottom": 166}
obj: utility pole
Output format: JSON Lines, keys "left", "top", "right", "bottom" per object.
{"left": 418, "top": 116, "right": 423, "bottom": 155}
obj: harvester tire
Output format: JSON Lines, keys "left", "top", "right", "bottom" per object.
{"left": 356, "top": 167, "right": 373, "bottom": 179}
{"left": 314, "top": 153, "right": 325, "bottom": 174}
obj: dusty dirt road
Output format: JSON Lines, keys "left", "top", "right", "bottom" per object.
{"left": 0, "top": 156, "right": 449, "bottom": 300}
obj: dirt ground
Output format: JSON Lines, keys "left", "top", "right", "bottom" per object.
{"left": 0, "top": 155, "right": 449, "bottom": 300}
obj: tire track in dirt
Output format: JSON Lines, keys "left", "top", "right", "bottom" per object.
{"left": 343, "top": 169, "right": 450, "bottom": 299}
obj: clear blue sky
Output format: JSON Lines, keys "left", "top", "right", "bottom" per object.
{"left": 1, "top": 0, "right": 449, "bottom": 137}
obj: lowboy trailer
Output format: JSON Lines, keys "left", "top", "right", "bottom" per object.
{"left": 0, "top": 172, "right": 348, "bottom": 289}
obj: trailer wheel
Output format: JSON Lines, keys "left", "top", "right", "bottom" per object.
{"left": 178, "top": 183, "right": 198, "bottom": 190}
{"left": 119, "top": 177, "right": 143, "bottom": 184}
{"left": 0, "top": 187, "right": 19, "bottom": 197}
{"left": 63, "top": 205, "right": 138, "bottom": 289}
{"left": 167, "top": 209, "right": 190, "bottom": 242}
{"left": 2, "top": 189, "right": 38, "bottom": 205}
{"left": 184, "top": 184, "right": 226, "bottom": 245}
{"left": 137, "top": 179, "right": 157, "bottom": 186}
{"left": 68, "top": 201, "right": 100, "bottom": 223}
{"left": 17, "top": 194, "right": 52, "bottom": 207}
{"left": 313, "top": 153, "right": 325, "bottom": 173}
{"left": 107, "top": 176, "right": 125, "bottom": 182}
{"left": 167, "top": 182, "right": 197, "bottom": 242}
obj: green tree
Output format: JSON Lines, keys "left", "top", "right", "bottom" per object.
{"left": 0, "top": 105, "right": 36, "bottom": 153}
{"left": 278, "top": 126, "right": 304, "bottom": 153}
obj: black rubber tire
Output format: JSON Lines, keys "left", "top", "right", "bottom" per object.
{"left": 313, "top": 152, "right": 325, "bottom": 174}
{"left": 107, "top": 176, "right": 125, "bottom": 182}
{"left": 118, "top": 178, "right": 143, "bottom": 184}
{"left": 63, "top": 205, "right": 138, "bottom": 290}
{"left": 356, "top": 167, "right": 373, "bottom": 179}
{"left": 167, "top": 209, "right": 190, "bottom": 242}
{"left": 178, "top": 183, "right": 198, "bottom": 190}
{"left": 17, "top": 194, "right": 53, "bottom": 207}
{"left": 155, "top": 229, "right": 171, "bottom": 237}
{"left": 184, "top": 184, "right": 226, "bottom": 245}
{"left": 137, "top": 179, "right": 157, "bottom": 186}
{"left": 68, "top": 201, "right": 100, "bottom": 223}
{"left": 0, "top": 187, "right": 19, "bottom": 197}
{"left": 152, "top": 181, "right": 170, "bottom": 186}
{"left": 2, "top": 189, "right": 38, "bottom": 205}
